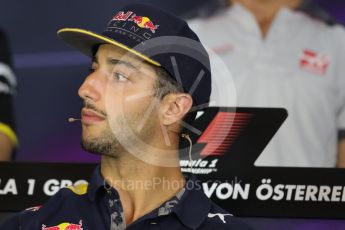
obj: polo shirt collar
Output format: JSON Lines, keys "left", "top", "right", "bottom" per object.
{"left": 172, "top": 174, "right": 212, "bottom": 229}
{"left": 87, "top": 167, "right": 212, "bottom": 229}
{"left": 87, "top": 165, "right": 104, "bottom": 202}
{"left": 230, "top": 3, "right": 298, "bottom": 41}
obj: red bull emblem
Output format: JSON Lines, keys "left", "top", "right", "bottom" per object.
{"left": 41, "top": 220, "right": 83, "bottom": 230}
{"left": 128, "top": 14, "right": 159, "bottom": 33}
{"left": 112, "top": 11, "right": 159, "bottom": 33}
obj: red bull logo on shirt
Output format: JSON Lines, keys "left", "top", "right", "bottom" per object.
{"left": 112, "top": 11, "right": 159, "bottom": 33}
{"left": 41, "top": 220, "right": 83, "bottom": 230}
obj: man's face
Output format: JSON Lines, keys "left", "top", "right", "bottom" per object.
{"left": 78, "top": 44, "right": 160, "bottom": 158}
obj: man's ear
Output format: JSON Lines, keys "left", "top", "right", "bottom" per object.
{"left": 160, "top": 93, "right": 193, "bottom": 126}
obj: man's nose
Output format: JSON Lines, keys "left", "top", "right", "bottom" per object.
{"left": 78, "top": 70, "right": 104, "bottom": 102}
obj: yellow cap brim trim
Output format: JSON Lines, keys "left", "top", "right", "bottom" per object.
{"left": 0, "top": 123, "right": 18, "bottom": 146}
{"left": 57, "top": 28, "right": 161, "bottom": 67}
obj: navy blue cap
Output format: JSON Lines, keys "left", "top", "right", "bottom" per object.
{"left": 57, "top": 3, "right": 211, "bottom": 107}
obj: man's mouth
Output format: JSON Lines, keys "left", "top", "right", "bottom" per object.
{"left": 81, "top": 108, "right": 106, "bottom": 124}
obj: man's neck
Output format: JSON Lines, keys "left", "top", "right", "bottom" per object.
{"left": 231, "top": 0, "right": 301, "bottom": 37}
{"left": 100, "top": 151, "right": 185, "bottom": 225}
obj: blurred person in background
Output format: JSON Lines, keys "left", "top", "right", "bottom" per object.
{"left": 0, "top": 29, "right": 17, "bottom": 161}
{"left": 189, "top": 0, "right": 345, "bottom": 167}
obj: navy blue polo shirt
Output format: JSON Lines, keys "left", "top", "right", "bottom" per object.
{"left": 0, "top": 166, "right": 252, "bottom": 229}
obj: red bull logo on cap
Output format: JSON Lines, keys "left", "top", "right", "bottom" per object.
{"left": 41, "top": 220, "right": 83, "bottom": 230}
{"left": 128, "top": 14, "right": 159, "bottom": 33}
{"left": 112, "top": 11, "right": 159, "bottom": 33}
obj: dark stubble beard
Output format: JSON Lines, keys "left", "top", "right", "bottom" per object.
{"left": 81, "top": 109, "right": 156, "bottom": 159}
{"left": 81, "top": 124, "right": 120, "bottom": 158}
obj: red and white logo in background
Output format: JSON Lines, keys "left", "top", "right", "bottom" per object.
{"left": 299, "top": 49, "right": 330, "bottom": 75}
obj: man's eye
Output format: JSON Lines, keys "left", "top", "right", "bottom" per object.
{"left": 115, "top": 73, "right": 128, "bottom": 82}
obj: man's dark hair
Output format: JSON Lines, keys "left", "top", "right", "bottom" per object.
{"left": 153, "top": 66, "right": 197, "bottom": 130}
{"left": 154, "top": 66, "right": 184, "bottom": 99}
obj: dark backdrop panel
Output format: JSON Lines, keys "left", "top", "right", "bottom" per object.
{"left": 0, "top": 0, "right": 210, "bottom": 54}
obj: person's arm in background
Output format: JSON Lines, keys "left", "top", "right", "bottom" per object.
{"left": 0, "top": 29, "right": 17, "bottom": 161}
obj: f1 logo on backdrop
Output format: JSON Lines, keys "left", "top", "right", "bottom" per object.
{"left": 180, "top": 111, "right": 253, "bottom": 175}
{"left": 197, "top": 112, "right": 252, "bottom": 156}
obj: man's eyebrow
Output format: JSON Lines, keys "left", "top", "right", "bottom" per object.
{"left": 107, "top": 58, "right": 138, "bottom": 70}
